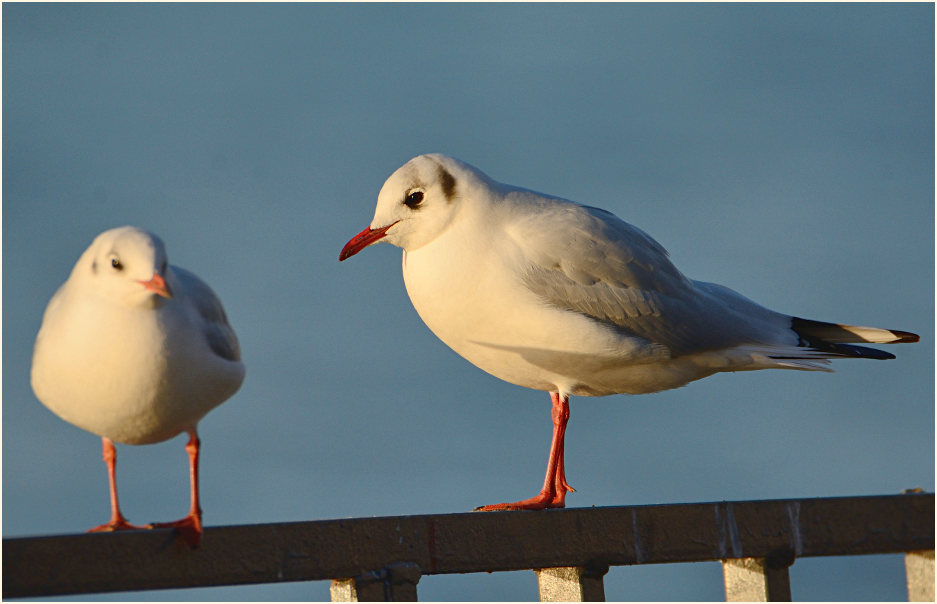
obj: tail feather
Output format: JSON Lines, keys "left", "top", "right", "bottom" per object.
{"left": 789, "top": 316, "right": 919, "bottom": 361}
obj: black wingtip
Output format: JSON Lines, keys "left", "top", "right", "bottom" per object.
{"left": 834, "top": 343, "right": 896, "bottom": 360}
{"left": 792, "top": 317, "right": 920, "bottom": 345}
{"left": 890, "top": 330, "right": 920, "bottom": 344}
{"left": 790, "top": 317, "right": 908, "bottom": 360}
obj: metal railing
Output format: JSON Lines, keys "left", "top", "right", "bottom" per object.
{"left": 3, "top": 493, "right": 933, "bottom": 601}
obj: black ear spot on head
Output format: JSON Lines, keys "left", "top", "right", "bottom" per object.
{"left": 438, "top": 166, "right": 456, "bottom": 201}
{"left": 91, "top": 260, "right": 98, "bottom": 274}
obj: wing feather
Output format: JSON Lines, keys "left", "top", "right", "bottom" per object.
{"left": 173, "top": 267, "right": 242, "bottom": 363}
{"left": 507, "top": 199, "right": 788, "bottom": 355}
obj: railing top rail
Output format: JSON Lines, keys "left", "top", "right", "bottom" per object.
{"left": 3, "top": 493, "right": 933, "bottom": 598}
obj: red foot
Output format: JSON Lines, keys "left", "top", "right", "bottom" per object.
{"left": 88, "top": 517, "right": 150, "bottom": 533}
{"left": 150, "top": 513, "right": 202, "bottom": 548}
{"left": 475, "top": 490, "right": 568, "bottom": 512}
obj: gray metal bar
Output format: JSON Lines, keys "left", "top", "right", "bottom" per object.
{"left": 338, "top": 563, "right": 421, "bottom": 602}
{"left": 3, "top": 493, "right": 932, "bottom": 598}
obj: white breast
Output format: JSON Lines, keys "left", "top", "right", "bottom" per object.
{"left": 31, "top": 286, "right": 243, "bottom": 445}
{"left": 400, "top": 215, "right": 684, "bottom": 396}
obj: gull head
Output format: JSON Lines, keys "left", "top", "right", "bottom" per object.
{"left": 73, "top": 226, "right": 174, "bottom": 305}
{"left": 340, "top": 154, "right": 481, "bottom": 260}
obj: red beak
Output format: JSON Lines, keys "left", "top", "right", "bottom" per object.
{"left": 339, "top": 222, "right": 397, "bottom": 261}
{"left": 139, "top": 272, "right": 173, "bottom": 298}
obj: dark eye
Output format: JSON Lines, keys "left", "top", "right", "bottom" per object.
{"left": 110, "top": 256, "right": 123, "bottom": 271}
{"left": 404, "top": 191, "right": 424, "bottom": 208}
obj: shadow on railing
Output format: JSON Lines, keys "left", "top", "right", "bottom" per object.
{"left": 3, "top": 493, "right": 934, "bottom": 601}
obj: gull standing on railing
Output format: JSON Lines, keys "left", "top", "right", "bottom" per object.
{"left": 31, "top": 226, "right": 245, "bottom": 546}
{"left": 339, "top": 154, "right": 918, "bottom": 511}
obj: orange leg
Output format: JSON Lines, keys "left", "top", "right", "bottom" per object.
{"left": 87, "top": 438, "right": 148, "bottom": 533}
{"left": 476, "top": 392, "right": 575, "bottom": 511}
{"left": 150, "top": 428, "right": 203, "bottom": 547}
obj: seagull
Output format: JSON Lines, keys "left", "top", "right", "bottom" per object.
{"left": 31, "top": 226, "right": 245, "bottom": 545}
{"left": 339, "top": 154, "right": 919, "bottom": 512}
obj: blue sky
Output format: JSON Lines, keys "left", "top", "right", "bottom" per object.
{"left": 3, "top": 4, "right": 933, "bottom": 601}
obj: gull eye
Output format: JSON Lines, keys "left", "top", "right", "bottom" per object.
{"left": 109, "top": 255, "right": 123, "bottom": 271}
{"left": 404, "top": 191, "right": 424, "bottom": 209}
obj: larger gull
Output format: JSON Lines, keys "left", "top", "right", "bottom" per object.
{"left": 339, "top": 154, "right": 918, "bottom": 511}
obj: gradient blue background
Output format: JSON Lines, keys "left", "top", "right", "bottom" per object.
{"left": 3, "top": 4, "right": 933, "bottom": 601}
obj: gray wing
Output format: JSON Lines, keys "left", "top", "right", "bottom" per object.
{"left": 173, "top": 267, "right": 242, "bottom": 362}
{"left": 507, "top": 201, "right": 786, "bottom": 355}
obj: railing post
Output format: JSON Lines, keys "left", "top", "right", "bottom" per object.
{"left": 330, "top": 563, "right": 422, "bottom": 602}
{"left": 331, "top": 578, "right": 358, "bottom": 601}
{"left": 905, "top": 550, "right": 935, "bottom": 602}
{"left": 536, "top": 565, "right": 608, "bottom": 602}
{"left": 722, "top": 557, "right": 793, "bottom": 602}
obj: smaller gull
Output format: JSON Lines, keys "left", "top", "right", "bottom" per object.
{"left": 31, "top": 226, "right": 245, "bottom": 545}
{"left": 339, "top": 154, "right": 919, "bottom": 512}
